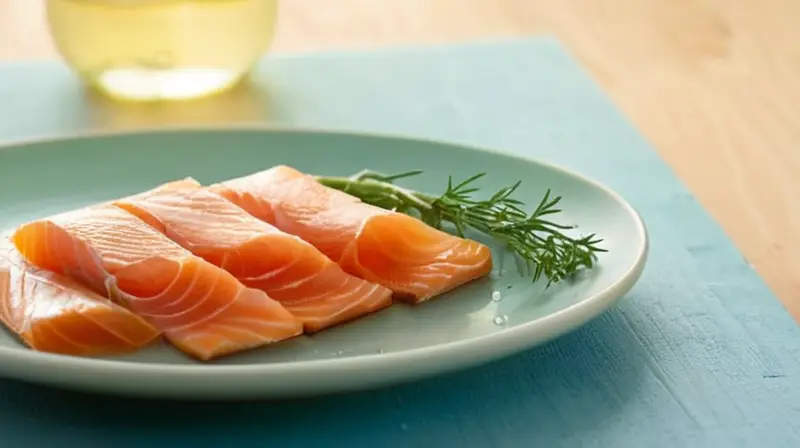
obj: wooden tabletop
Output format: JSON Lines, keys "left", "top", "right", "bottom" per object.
{"left": 2, "top": 0, "right": 798, "bottom": 320}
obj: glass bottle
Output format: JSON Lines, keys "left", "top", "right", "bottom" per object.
{"left": 46, "top": 0, "right": 279, "bottom": 102}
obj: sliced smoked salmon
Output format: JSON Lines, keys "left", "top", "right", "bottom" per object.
{"left": 211, "top": 165, "right": 493, "bottom": 303}
{"left": 112, "top": 178, "right": 393, "bottom": 332}
{"left": 11, "top": 204, "right": 302, "bottom": 360}
{"left": 0, "top": 234, "right": 161, "bottom": 357}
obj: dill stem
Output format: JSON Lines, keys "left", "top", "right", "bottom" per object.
{"left": 315, "top": 170, "right": 605, "bottom": 284}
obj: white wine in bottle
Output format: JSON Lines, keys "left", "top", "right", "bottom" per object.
{"left": 46, "top": 0, "right": 278, "bottom": 101}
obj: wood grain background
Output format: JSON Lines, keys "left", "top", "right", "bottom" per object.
{"left": 1, "top": 0, "right": 797, "bottom": 320}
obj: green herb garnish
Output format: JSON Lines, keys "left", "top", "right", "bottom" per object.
{"left": 316, "top": 170, "right": 606, "bottom": 285}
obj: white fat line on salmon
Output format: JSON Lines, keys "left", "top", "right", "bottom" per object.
{"left": 240, "top": 255, "right": 302, "bottom": 283}
{"left": 134, "top": 268, "right": 226, "bottom": 332}
{"left": 259, "top": 268, "right": 320, "bottom": 292}
{"left": 277, "top": 273, "right": 353, "bottom": 305}
{"left": 287, "top": 283, "right": 385, "bottom": 318}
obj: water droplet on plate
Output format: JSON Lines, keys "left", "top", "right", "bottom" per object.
{"left": 491, "top": 291, "right": 502, "bottom": 302}
{"left": 493, "top": 315, "right": 508, "bottom": 326}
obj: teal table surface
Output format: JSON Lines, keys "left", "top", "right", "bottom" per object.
{"left": 0, "top": 38, "right": 798, "bottom": 447}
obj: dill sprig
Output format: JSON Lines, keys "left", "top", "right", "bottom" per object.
{"left": 316, "top": 170, "right": 606, "bottom": 285}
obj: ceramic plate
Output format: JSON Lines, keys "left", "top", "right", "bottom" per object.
{"left": 0, "top": 127, "right": 647, "bottom": 400}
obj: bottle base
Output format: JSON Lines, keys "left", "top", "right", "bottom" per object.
{"left": 86, "top": 67, "right": 245, "bottom": 102}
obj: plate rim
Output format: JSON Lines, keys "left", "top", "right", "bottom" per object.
{"left": 0, "top": 124, "right": 648, "bottom": 387}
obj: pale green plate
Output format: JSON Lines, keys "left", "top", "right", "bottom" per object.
{"left": 0, "top": 127, "right": 647, "bottom": 400}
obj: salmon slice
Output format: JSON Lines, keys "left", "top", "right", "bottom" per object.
{"left": 112, "top": 178, "right": 393, "bottom": 332}
{"left": 0, "top": 235, "right": 160, "bottom": 357}
{"left": 211, "top": 165, "right": 493, "bottom": 303}
{"left": 11, "top": 204, "right": 302, "bottom": 361}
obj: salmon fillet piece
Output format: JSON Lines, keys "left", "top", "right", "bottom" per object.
{"left": 11, "top": 204, "right": 302, "bottom": 361}
{"left": 0, "top": 235, "right": 160, "bottom": 357}
{"left": 113, "top": 179, "right": 393, "bottom": 332}
{"left": 211, "top": 165, "right": 493, "bottom": 303}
